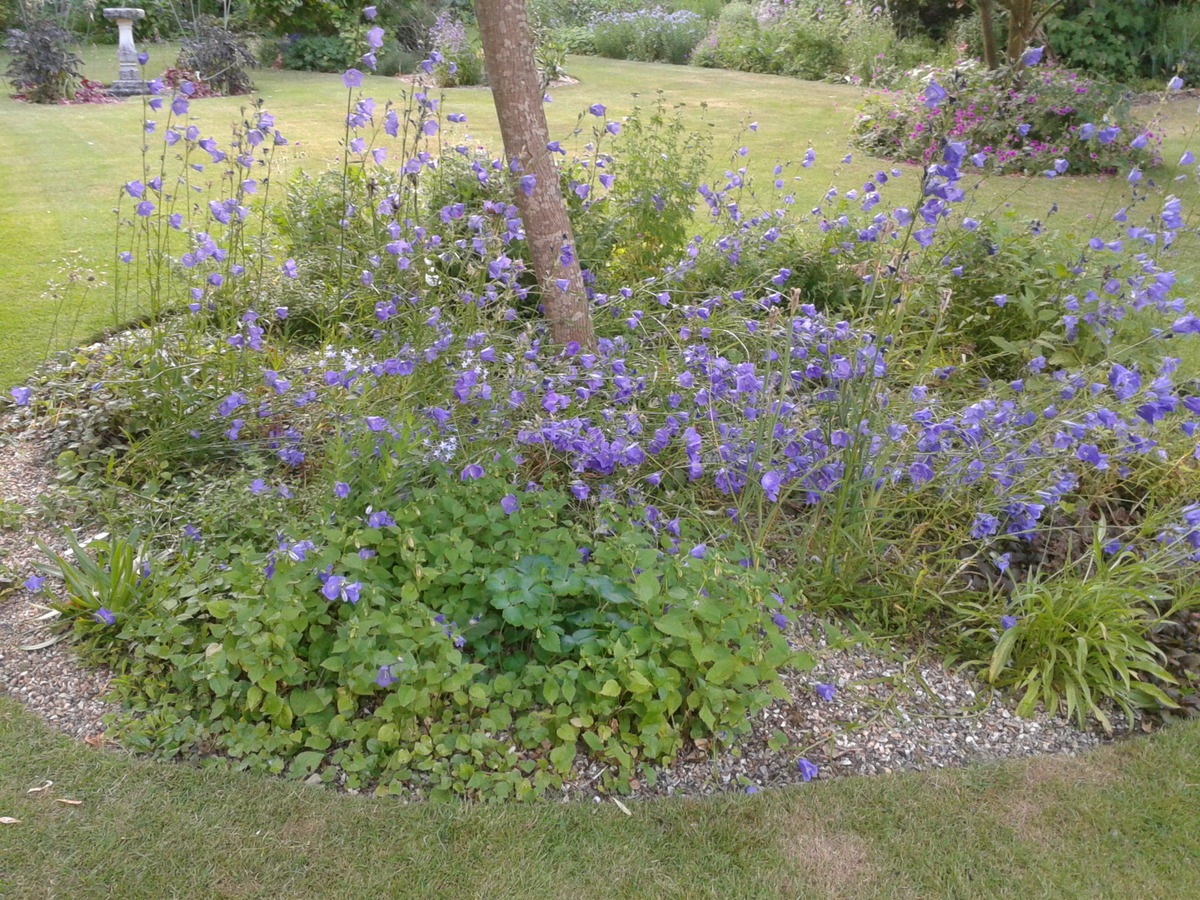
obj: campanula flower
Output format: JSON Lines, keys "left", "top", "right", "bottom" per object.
{"left": 922, "top": 81, "right": 947, "bottom": 108}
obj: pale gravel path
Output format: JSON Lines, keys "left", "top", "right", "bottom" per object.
{"left": 0, "top": 409, "right": 1109, "bottom": 797}
{"left": 0, "top": 419, "right": 117, "bottom": 741}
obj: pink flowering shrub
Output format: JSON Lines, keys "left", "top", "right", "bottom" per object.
{"left": 854, "top": 61, "right": 1160, "bottom": 175}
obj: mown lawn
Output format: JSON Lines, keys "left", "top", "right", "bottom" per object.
{"left": 1, "top": 698, "right": 1198, "bottom": 899}
{"left": 1, "top": 48, "right": 1197, "bottom": 387}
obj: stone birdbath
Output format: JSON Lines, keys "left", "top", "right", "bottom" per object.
{"left": 102, "top": 8, "right": 149, "bottom": 96}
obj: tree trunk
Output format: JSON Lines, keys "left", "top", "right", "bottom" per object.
{"left": 475, "top": 0, "right": 595, "bottom": 349}
{"left": 977, "top": 0, "right": 1000, "bottom": 70}
{"left": 1005, "top": 0, "right": 1036, "bottom": 65}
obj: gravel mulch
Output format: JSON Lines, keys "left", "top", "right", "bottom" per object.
{"left": 0, "top": 420, "right": 117, "bottom": 742}
{"left": 0, "top": 409, "right": 1112, "bottom": 797}
{"left": 565, "top": 617, "right": 1107, "bottom": 797}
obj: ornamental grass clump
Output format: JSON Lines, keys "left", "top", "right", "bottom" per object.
{"left": 11, "top": 18, "right": 1200, "bottom": 794}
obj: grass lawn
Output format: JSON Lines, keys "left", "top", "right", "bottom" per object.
{"left": 1, "top": 48, "right": 1198, "bottom": 388}
{"left": 0, "top": 697, "right": 1197, "bottom": 899}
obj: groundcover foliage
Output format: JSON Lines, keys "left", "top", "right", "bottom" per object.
{"left": 91, "top": 468, "right": 791, "bottom": 799}
{"left": 8, "top": 23, "right": 1200, "bottom": 797}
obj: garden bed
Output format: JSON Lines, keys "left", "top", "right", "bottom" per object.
{"left": 1, "top": 404, "right": 1107, "bottom": 799}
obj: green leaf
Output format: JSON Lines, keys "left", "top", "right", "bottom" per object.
{"left": 634, "top": 572, "right": 660, "bottom": 604}
{"left": 206, "top": 599, "right": 232, "bottom": 619}
{"left": 654, "top": 610, "right": 692, "bottom": 638}
{"left": 289, "top": 689, "right": 329, "bottom": 717}
{"left": 549, "top": 742, "right": 576, "bottom": 773}
{"left": 289, "top": 751, "right": 325, "bottom": 777}
{"left": 625, "top": 670, "right": 653, "bottom": 693}
{"left": 706, "top": 656, "right": 738, "bottom": 685}
{"left": 599, "top": 679, "right": 621, "bottom": 697}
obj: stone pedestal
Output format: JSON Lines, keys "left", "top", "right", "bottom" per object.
{"left": 102, "top": 8, "right": 149, "bottom": 96}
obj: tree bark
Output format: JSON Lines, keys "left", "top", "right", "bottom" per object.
{"left": 977, "top": 0, "right": 1000, "bottom": 70}
{"left": 1005, "top": 0, "right": 1036, "bottom": 66}
{"left": 475, "top": 0, "right": 595, "bottom": 349}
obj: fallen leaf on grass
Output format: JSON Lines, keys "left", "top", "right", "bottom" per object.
{"left": 0, "top": 817, "right": 21, "bottom": 825}
{"left": 82, "top": 734, "right": 106, "bottom": 749}
{"left": 611, "top": 797, "right": 632, "bottom": 816}
{"left": 54, "top": 799, "right": 83, "bottom": 806}
{"left": 26, "top": 780, "right": 53, "bottom": 794}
